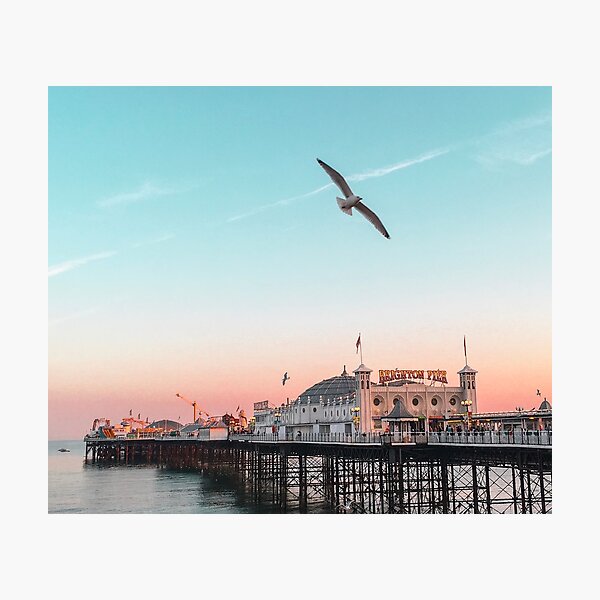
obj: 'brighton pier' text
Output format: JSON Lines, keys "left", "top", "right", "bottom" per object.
{"left": 379, "top": 369, "right": 448, "bottom": 384}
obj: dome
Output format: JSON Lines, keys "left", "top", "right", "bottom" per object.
{"left": 538, "top": 399, "right": 552, "bottom": 411}
{"left": 297, "top": 367, "right": 356, "bottom": 404}
{"left": 148, "top": 419, "right": 182, "bottom": 431}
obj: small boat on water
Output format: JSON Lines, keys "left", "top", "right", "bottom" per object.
{"left": 58, "top": 448, "right": 70, "bottom": 453}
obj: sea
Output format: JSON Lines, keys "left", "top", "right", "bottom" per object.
{"left": 48, "top": 439, "right": 292, "bottom": 514}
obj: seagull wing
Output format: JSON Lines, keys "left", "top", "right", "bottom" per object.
{"left": 354, "top": 202, "right": 390, "bottom": 239}
{"left": 316, "top": 159, "right": 354, "bottom": 199}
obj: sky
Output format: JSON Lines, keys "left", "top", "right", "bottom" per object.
{"left": 48, "top": 86, "right": 551, "bottom": 439}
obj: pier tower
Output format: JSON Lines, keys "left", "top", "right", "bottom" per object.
{"left": 458, "top": 365, "right": 478, "bottom": 413}
{"left": 354, "top": 363, "right": 373, "bottom": 434}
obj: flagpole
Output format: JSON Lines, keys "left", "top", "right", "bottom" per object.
{"left": 464, "top": 335, "right": 468, "bottom": 365}
{"left": 360, "top": 332, "right": 363, "bottom": 364}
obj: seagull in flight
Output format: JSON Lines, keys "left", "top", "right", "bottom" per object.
{"left": 317, "top": 158, "right": 390, "bottom": 239}
{"left": 282, "top": 372, "right": 290, "bottom": 386}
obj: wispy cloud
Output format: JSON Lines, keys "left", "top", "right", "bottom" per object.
{"left": 348, "top": 149, "right": 450, "bottom": 182}
{"left": 227, "top": 149, "right": 448, "bottom": 223}
{"left": 227, "top": 184, "right": 332, "bottom": 222}
{"left": 48, "top": 251, "right": 117, "bottom": 278}
{"left": 473, "top": 112, "right": 551, "bottom": 167}
{"left": 48, "top": 307, "right": 99, "bottom": 326}
{"left": 98, "top": 182, "right": 190, "bottom": 208}
{"left": 489, "top": 112, "right": 551, "bottom": 136}
{"left": 517, "top": 148, "right": 552, "bottom": 165}
{"left": 131, "top": 233, "right": 176, "bottom": 248}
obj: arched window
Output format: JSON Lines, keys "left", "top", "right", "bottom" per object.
{"left": 373, "top": 398, "right": 381, "bottom": 406}
{"left": 393, "top": 397, "right": 400, "bottom": 405}
{"left": 412, "top": 397, "right": 419, "bottom": 406}
{"left": 449, "top": 398, "right": 457, "bottom": 406}
{"left": 313, "top": 407, "right": 317, "bottom": 413}
{"left": 431, "top": 398, "right": 438, "bottom": 406}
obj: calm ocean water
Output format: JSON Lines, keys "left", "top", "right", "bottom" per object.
{"left": 48, "top": 439, "right": 301, "bottom": 514}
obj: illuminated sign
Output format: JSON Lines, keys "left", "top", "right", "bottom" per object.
{"left": 379, "top": 369, "right": 448, "bottom": 384}
{"left": 254, "top": 400, "right": 270, "bottom": 411}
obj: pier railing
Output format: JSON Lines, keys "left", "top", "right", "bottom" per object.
{"left": 427, "top": 430, "right": 551, "bottom": 446}
{"left": 229, "top": 430, "right": 552, "bottom": 446}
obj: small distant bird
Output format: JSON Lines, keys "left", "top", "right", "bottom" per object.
{"left": 317, "top": 158, "right": 390, "bottom": 239}
{"left": 282, "top": 372, "right": 290, "bottom": 386}
{"left": 536, "top": 389, "right": 541, "bottom": 396}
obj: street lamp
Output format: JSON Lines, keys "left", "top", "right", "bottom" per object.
{"left": 273, "top": 410, "right": 281, "bottom": 438}
{"left": 460, "top": 399, "right": 472, "bottom": 430}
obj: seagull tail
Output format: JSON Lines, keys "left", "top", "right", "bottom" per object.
{"left": 337, "top": 197, "right": 352, "bottom": 215}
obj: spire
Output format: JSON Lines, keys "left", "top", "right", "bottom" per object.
{"left": 341, "top": 365, "right": 348, "bottom": 376}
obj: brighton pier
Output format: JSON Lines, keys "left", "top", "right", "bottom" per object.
{"left": 84, "top": 360, "right": 551, "bottom": 514}
{"left": 85, "top": 431, "right": 552, "bottom": 514}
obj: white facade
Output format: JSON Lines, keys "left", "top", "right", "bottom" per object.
{"left": 253, "top": 363, "right": 478, "bottom": 435}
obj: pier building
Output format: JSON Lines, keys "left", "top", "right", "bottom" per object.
{"left": 253, "top": 361, "right": 480, "bottom": 437}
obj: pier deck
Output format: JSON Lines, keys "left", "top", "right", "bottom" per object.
{"left": 84, "top": 433, "right": 551, "bottom": 514}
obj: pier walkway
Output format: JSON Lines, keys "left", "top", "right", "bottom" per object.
{"left": 228, "top": 429, "right": 552, "bottom": 448}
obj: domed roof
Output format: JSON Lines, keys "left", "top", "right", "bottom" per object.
{"left": 297, "top": 367, "right": 356, "bottom": 404}
{"left": 148, "top": 419, "right": 182, "bottom": 431}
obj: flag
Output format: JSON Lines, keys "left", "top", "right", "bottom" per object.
{"left": 137, "top": 413, "right": 141, "bottom": 419}
{"left": 463, "top": 335, "right": 467, "bottom": 361}
{"left": 356, "top": 334, "right": 361, "bottom": 354}
{"left": 129, "top": 409, "right": 132, "bottom": 416}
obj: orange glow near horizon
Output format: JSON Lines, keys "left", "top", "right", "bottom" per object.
{"left": 49, "top": 335, "right": 551, "bottom": 440}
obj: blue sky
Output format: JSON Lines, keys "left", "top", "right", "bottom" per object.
{"left": 48, "top": 87, "right": 551, "bottom": 437}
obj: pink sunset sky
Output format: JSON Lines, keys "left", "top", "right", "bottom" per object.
{"left": 48, "top": 87, "right": 551, "bottom": 440}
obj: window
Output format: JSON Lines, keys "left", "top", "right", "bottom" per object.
{"left": 412, "top": 397, "right": 419, "bottom": 406}
{"left": 361, "top": 381, "right": 364, "bottom": 389}
{"left": 313, "top": 407, "right": 317, "bottom": 413}
{"left": 431, "top": 398, "right": 438, "bottom": 406}
{"left": 449, "top": 398, "right": 457, "bottom": 406}
{"left": 302, "top": 408, "right": 306, "bottom": 413}
{"left": 472, "top": 381, "right": 476, "bottom": 389}
{"left": 467, "top": 381, "right": 471, "bottom": 389}
{"left": 337, "top": 410, "right": 339, "bottom": 417}
{"left": 393, "top": 397, "right": 400, "bottom": 405}
{"left": 373, "top": 398, "right": 381, "bottom": 406}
